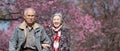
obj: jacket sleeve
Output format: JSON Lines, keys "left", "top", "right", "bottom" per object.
{"left": 66, "top": 29, "right": 71, "bottom": 51}
{"left": 9, "top": 27, "right": 18, "bottom": 51}
{"left": 41, "top": 26, "right": 51, "bottom": 51}
{"left": 67, "top": 31, "right": 71, "bottom": 51}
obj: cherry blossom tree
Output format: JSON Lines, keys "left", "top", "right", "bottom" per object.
{"left": 1, "top": 0, "right": 120, "bottom": 51}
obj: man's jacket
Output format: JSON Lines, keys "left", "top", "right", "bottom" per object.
{"left": 9, "top": 21, "right": 51, "bottom": 51}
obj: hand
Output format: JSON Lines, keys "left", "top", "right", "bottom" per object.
{"left": 42, "top": 44, "right": 50, "bottom": 48}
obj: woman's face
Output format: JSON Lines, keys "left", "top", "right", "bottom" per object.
{"left": 53, "top": 15, "right": 62, "bottom": 28}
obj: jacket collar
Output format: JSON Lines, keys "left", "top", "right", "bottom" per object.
{"left": 19, "top": 21, "right": 39, "bottom": 30}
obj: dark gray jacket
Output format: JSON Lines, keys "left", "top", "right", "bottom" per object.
{"left": 46, "top": 26, "right": 71, "bottom": 51}
{"left": 9, "top": 21, "right": 51, "bottom": 51}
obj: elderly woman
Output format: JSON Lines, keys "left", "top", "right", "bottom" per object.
{"left": 45, "top": 13, "right": 71, "bottom": 51}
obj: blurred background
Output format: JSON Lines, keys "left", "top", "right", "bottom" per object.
{"left": 0, "top": 0, "right": 120, "bottom": 51}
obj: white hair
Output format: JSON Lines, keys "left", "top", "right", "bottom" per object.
{"left": 54, "top": 13, "right": 62, "bottom": 18}
{"left": 24, "top": 8, "right": 36, "bottom": 15}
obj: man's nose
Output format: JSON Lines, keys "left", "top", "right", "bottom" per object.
{"left": 29, "top": 17, "right": 34, "bottom": 18}
{"left": 29, "top": 16, "right": 34, "bottom": 19}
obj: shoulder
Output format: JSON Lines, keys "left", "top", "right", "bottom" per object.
{"left": 61, "top": 26, "right": 70, "bottom": 32}
{"left": 38, "top": 24, "right": 44, "bottom": 28}
{"left": 35, "top": 23, "right": 45, "bottom": 30}
{"left": 61, "top": 26, "right": 71, "bottom": 36}
{"left": 14, "top": 24, "right": 21, "bottom": 30}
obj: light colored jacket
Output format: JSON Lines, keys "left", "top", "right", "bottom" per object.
{"left": 9, "top": 21, "right": 51, "bottom": 51}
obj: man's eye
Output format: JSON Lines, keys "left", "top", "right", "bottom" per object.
{"left": 31, "top": 15, "right": 35, "bottom": 17}
{"left": 27, "top": 15, "right": 35, "bottom": 16}
{"left": 28, "top": 15, "right": 30, "bottom": 16}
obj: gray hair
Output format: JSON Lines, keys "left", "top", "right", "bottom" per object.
{"left": 52, "top": 13, "right": 63, "bottom": 23}
{"left": 24, "top": 8, "right": 36, "bottom": 15}
{"left": 53, "top": 13, "right": 62, "bottom": 18}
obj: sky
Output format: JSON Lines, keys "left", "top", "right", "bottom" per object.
{"left": 0, "top": 21, "right": 10, "bottom": 31}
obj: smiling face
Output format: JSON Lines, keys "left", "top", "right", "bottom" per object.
{"left": 24, "top": 8, "right": 35, "bottom": 25}
{"left": 52, "top": 15, "right": 62, "bottom": 28}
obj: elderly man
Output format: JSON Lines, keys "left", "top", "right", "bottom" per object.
{"left": 9, "top": 8, "right": 51, "bottom": 51}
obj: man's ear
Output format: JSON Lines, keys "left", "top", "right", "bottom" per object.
{"left": 23, "top": 16, "right": 25, "bottom": 19}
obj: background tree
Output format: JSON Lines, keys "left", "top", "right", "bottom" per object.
{"left": 0, "top": 0, "right": 120, "bottom": 51}
{"left": 76, "top": 0, "right": 120, "bottom": 51}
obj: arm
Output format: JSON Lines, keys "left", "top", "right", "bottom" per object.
{"left": 67, "top": 31, "right": 71, "bottom": 51}
{"left": 65, "top": 29, "right": 71, "bottom": 51}
{"left": 9, "top": 27, "right": 18, "bottom": 51}
{"left": 41, "top": 26, "right": 51, "bottom": 51}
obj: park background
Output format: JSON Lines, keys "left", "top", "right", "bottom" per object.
{"left": 0, "top": 0, "right": 120, "bottom": 51}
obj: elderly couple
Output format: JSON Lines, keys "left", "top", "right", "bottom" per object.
{"left": 9, "top": 8, "right": 71, "bottom": 51}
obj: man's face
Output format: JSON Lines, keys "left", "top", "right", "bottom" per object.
{"left": 24, "top": 10, "right": 35, "bottom": 25}
{"left": 53, "top": 16, "right": 62, "bottom": 28}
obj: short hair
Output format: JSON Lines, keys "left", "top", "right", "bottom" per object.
{"left": 52, "top": 13, "right": 63, "bottom": 23}
{"left": 53, "top": 13, "right": 62, "bottom": 18}
{"left": 24, "top": 8, "right": 36, "bottom": 15}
